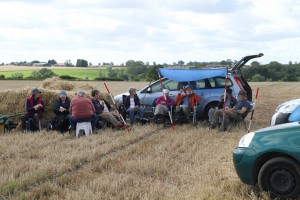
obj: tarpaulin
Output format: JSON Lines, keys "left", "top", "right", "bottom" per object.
{"left": 157, "top": 68, "right": 227, "bottom": 82}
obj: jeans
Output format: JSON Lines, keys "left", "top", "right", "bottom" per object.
{"left": 127, "top": 107, "right": 144, "bottom": 124}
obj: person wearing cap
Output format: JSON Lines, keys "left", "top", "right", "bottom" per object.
{"left": 210, "top": 90, "right": 251, "bottom": 130}
{"left": 91, "top": 89, "right": 123, "bottom": 129}
{"left": 21, "top": 88, "right": 45, "bottom": 131}
{"left": 154, "top": 89, "right": 174, "bottom": 116}
{"left": 175, "top": 84, "right": 201, "bottom": 121}
{"left": 208, "top": 88, "right": 237, "bottom": 125}
{"left": 69, "top": 90, "right": 96, "bottom": 131}
{"left": 48, "top": 90, "right": 71, "bottom": 132}
{"left": 124, "top": 87, "right": 144, "bottom": 125}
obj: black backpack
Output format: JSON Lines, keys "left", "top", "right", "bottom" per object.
{"left": 154, "top": 114, "right": 165, "bottom": 124}
{"left": 172, "top": 111, "right": 187, "bottom": 125}
{"left": 47, "top": 115, "right": 69, "bottom": 133}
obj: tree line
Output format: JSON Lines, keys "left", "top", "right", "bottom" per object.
{"left": 0, "top": 59, "right": 299, "bottom": 82}
{"left": 106, "top": 60, "right": 300, "bottom": 82}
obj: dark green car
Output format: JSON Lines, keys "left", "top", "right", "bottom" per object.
{"left": 233, "top": 122, "right": 300, "bottom": 199}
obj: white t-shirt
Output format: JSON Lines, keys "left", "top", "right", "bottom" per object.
{"left": 130, "top": 97, "right": 135, "bottom": 108}
{"left": 102, "top": 100, "right": 109, "bottom": 112}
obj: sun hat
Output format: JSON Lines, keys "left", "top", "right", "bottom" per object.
{"left": 184, "top": 85, "right": 191, "bottom": 91}
{"left": 163, "top": 89, "right": 169, "bottom": 94}
{"left": 31, "top": 88, "right": 41, "bottom": 95}
{"left": 59, "top": 90, "right": 67, "bottom": 97}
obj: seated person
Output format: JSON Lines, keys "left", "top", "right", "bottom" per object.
{"left": 208, "top": 88, "right": 237, "bottom": 125}
{"left": 69, "top": 90, "right": 96, "bottom": 131}
{"left": 91, "top": 89, "right": 123, "bottom": 129}
{"left": 210, "top": 90, "right": 251, "bottom": 130}
{"left": 124, "top": 87, "right": 144, "bottom": 125}
{"left": 21, "top": 88, "right": 44, "bottom": 131}
{"left": 175, "top": 85, "right": 201, "bottom": 121}
{"left": 154, "top": 89, "right": 174, "bottom": 116}
{"left": 49, "top": 90, "right": 71, "bottom": 132}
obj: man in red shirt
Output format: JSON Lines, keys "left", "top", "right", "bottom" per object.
{"left": 69, "top": 90, "right": 96, "bottom": 131}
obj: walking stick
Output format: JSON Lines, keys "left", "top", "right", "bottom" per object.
{"left": 104, "top": 83, "right": 131, "bottom": 132}
{"left": 158, "top": 72, "right": 174, "bottom": 130}
{"left": 221, "top": 70, "right": 229, "bottom": 131}
{"left": 247, "top": 88, "right": 259, "bottom": 133}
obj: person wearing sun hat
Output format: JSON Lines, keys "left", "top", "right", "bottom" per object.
{"left": 47, "top": 90, "right": 71, "bottom": 132}
{"left": 21, "top": 88, "right": 45, "bottom": 131}
{"left": 53, "top": 90, "right": 70, "bottom": 115}
{"left": 210, "top": 90, "right": 251, "bottom": 130}
{"left": 175, "top": 84, "right": 201, "bottom": 121}
{"left": 154, "top": 89, "right": 175, "bottom": 116}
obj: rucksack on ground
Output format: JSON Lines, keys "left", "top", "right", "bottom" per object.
{"left": 154, "top": 114, "right": 165, "bottom": 124}
{"left": 47, "top": 115, "right": 69, "bottom": 133}
{"left": 172, "top": 111, "right": 187, "bottom": 125}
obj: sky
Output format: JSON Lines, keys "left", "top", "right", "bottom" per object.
{"left": 0, "top": 0, "right": 299, "bottom": 65}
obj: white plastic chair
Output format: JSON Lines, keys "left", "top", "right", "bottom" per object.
{"left": 76, "top": 122, "right": 92, "bottom": 137}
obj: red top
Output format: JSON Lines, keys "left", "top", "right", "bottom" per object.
{"left": 69, "top": 97, "right": 95, "bottom": 119}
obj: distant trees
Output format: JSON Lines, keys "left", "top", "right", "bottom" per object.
{"left": 241, "top": 61, "right": 300, "bottom": 82}
{"left": 76, "top": 59, "right": 88, "bottom": 67}
{"left": 147, "top": 65, "right": 162, "bottom": 80}
{"left": 178, "top": 60, "right": 185, "bottom": 67}
{"left": 30, "top": 68, "right": 56, "bottom": 79}
{"left": 125, "top": 60, "right": 147, "bottom": 80}
{"left": 48, "top": 59, "right": 57, "bottom": 65}
{"left": 64, "top": 59, "right": 73, "bottom": 67}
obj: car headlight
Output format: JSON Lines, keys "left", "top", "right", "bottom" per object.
{"left": 281, "top": 104, "right": 300, "bottom": 114}
{"left": 238, "top": 132, "right": 255, "bottom": 148}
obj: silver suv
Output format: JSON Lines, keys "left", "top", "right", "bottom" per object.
{"left": 114, "top": 53, "right": 263, "bottom": 120}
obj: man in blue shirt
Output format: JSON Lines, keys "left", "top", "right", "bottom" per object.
{"left": 210, "top": 90, "right": 251, "bottom": 130}
{"left": 208, "top": 88, "right": 237, "bottom": 125}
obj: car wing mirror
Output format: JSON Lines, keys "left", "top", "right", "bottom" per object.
{"left": 146, "top": 87, "right": 152, "bottom": 93}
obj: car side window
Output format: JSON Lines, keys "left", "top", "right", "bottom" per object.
{"left": 195, "top": 79, "right": 213, "bottom": 89}
{"left": 151, "top": 79, "right": 178, "bottom": 92}
{"left": 213, "top": 77, "right": 233, "bottom": 88}
{"left": 195, "top": 80, "right": 206, "bottom": 89}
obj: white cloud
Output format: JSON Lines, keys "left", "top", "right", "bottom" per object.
{"left": 0, "top": 0, "right": 299, "bottom": 65}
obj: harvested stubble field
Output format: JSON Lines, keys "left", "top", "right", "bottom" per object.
{"left": 0, "top": 80, "right": 299, "bottom": 200}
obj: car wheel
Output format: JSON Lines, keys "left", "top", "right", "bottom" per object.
{"left": 258, "top": 157, "right": 300, "bottom": 199}
{"left": 203, "top": 102, "right": 218, "bottom": 120}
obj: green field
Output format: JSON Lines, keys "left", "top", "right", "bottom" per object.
{"left": 0, "top": 68, "right": 107, "bottom": 79}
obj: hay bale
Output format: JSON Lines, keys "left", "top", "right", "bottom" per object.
{"left": 0, "top": 88, "right": 58, "bottom": 126}
{"left": 41, "top": 77, "right": 95, "bottom": 91}
{"left": 0, "top": 89, "right": 114, "bottom": 129}
{"left": 41, "top": 77, "right": 74, "bottom": 91}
